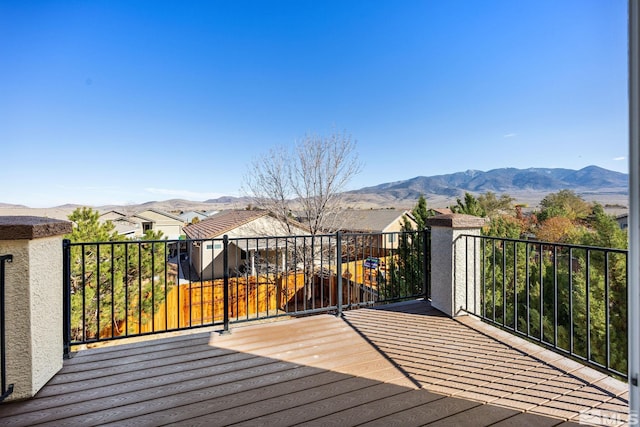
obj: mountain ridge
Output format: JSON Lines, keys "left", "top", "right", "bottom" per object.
{"left": 0, "top": 165, "right": 628, "bottom": 212}
{"left": 351, "top": 165, "right": 626, "bottom": 196}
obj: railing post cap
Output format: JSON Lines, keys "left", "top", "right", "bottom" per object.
{"left": 0, "top": 216, "right": 72, "bottom": 240}
{"left": 425, "top": 214, "right": 487, "bottom": 229}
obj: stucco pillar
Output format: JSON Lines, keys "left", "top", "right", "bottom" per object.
{"left": 426, "top": 214, "right": 486, "bottom": 317}
{"left": 0, "top": 216, "right": 72, "bottom": 401}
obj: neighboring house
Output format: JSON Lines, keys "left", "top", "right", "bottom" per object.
{"left": 99, "top": 210, "right": 128, "bottom": 222}
{"left": 179, "top": 211, "right": 208, "bottom": 224}
{"left": 183, "top": 210, "right": 309, "bottom": 280}
{"left": 337, "top": 209, "right": 416, "bottom": 250}
{"left": 136, "top": 209, "right": 186, "bottom": 240}
{"left": 203, "top": 210, "right": 220, "bottom": 217}
{"left": 98, "top": 208, "right": 186, "bottom": 240}
{"left": 617, "top": 213, "right": 629, "bottom": 230}
{"left": 109, "top": 218, "right": 143, "bottom": 238}
{"left": 99, "top": 210, "right": 143, "bottom": 238}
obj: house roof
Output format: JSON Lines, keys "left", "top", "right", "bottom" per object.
{"left": 110, "top": 218, "right": 139, "bottom": 235}
{"left": 123, "top": 213, "right": 153, "bottom": 223}
{"left": 183, "top": 210, "right": 269, "bottom": 239}
{"left": 432, "top": 207, "right": 453, "bottom": 215}
{"left": 136, "top": 208, "right": 185, "bottom": 222}
{"left": 98, "top": 210, "right": 127, "bottom": 219}
{"left": 338, "top": 209, "right": 411, "bottom": 233}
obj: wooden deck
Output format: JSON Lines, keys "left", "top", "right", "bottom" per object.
{"left": 0, "top": 300, "right": 629, "bottom": 426}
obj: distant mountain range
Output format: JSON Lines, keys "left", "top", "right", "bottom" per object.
{"left": 347, "top": 165, "right": 628, "bottom": 201}
{"left": 0, "top": 166, "right": 628, "bottom": 213}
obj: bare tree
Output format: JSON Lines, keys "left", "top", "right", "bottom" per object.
{"left": 242, "top": 130, "right": 362, "bottom": 235}
{"left": 241, "top": 131, "right": 362, "bottom": 309}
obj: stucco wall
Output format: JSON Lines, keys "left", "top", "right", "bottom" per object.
{"left": 0, "top": 236, "right": 64, "bottom": 400}
{"left": 153, "top": 224, "right": 182, "bottom": 240}
{"left": 28, "top": 237, "right": 64, "bottom": 396}
{"left": 137, "top": 210, "right": 184, "bottom": 240}
{"left": 452, "top": 230, "right": 482, "bottom": 316}
{"left": 0, "top": 216, "right": 70, "bottom": 401}
{"left": 0, "top": 239, "right": 33, "bottom": 400}
{"left": 429, "top": 226, "right": 454, "bottom": 316}
{"left": 426, "top": 214, "right": 485, "bottom": 317}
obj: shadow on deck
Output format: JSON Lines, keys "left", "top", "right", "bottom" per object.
{"left": 0, "top": 300, "right": 628, "bottom": 426}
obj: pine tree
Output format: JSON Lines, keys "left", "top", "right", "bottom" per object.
{"left": 384, "top": 195, "right": 433, "bottom": 300}
{"left": 451, "top": 192, "right": 485, "bottom": 217}
{"left": 66, "top": 207, "right": 170, "bottom": 341}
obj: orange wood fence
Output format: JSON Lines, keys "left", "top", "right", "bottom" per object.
{"left": 98, "top": 257, "right": 392, "bottom": 339}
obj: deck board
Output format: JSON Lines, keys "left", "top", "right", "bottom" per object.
{"left": 0, "top": 299, "right": 626, "bottom": 426}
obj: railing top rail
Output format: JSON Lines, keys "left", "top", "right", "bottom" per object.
{"left": 64, "top": 234, "right": 336, "bottom": 246}
{"left": 458, "top": 233, "right": 628, "bottom": 254}
{"left": 340, "top": 229, "right": 429, "bottom": 238}
{"left": 64, "top": 229, "right": 430, "bottom": 247}
{"left": 64, "top": 238, "right": 178, "bottom": 246}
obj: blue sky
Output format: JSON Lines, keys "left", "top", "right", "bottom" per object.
{"left": 0, "top": 0, "right": 629, "bottom": 207}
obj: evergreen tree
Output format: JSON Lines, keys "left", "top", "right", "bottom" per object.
{"left": 66, "top": 207, "right": 170, "bottom": 341}
{"left": 451, "top": 192, "right": 485, "bottom": 217}
{"left": 67, "top": 207, "right": 123, "bottom": 242}
{"left": 484, "top": 214, "right": 522, "bottom": 239}
{"left": 412, "top": 195, "right": 430, "bottom": 230}
{"left": 477, "top": 192, "right": 515, "bottom": 217}
{"left": 571, "top": 203, "right": 628, "bottom": 250}
{"left": 383, "top": 195, "right": 433, "bottom": 300}
{"left": 478, "top": 198, "right": 628, "bottom": 376}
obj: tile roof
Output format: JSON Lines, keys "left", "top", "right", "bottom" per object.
{"left": 182, "top": 210, "right": 269, "bottom": 239}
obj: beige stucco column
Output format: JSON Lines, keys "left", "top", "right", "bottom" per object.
{"left": 0, "top": 216, "right": 72, "bottom": 401}
{"left": 426, "top": 214, "right": 486, "bottom": 317}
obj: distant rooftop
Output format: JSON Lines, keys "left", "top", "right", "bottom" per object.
{"left": 339, "top": 209, "right": 410, "bottom": 232}
{"left": 183, "top": 210, "right": 269, "bottom": 239}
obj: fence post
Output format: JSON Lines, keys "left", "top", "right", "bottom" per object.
{"left": 425, "top": 214, "right": 486, "bottom": 317}
{"left": 222, "top": 235, "right": 230, "bottom": 334}
{"left": 0, "top": 216, "right": 72, "bottom": 401}
{"left": 336, "top": 232, "right": 343, "bottom": 317}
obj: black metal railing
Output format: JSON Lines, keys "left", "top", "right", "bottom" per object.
{"left": 0, "top": 254, "right": 14, "bottom": 401}
{"left": 457, "top": 235, "right": 628, "bottom": 378}
{"left": 63, "top": 229, "right": 430, "bottom": 352}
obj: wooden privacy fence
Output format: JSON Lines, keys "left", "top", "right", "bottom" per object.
{"left": 106, "top": 275, "right": 279, "bottom": 336}
{"left": 98, "top": 264, "right": 388, "bottom": 339}
{"left": 98, "top": 272, "right": 327, "bottom": 338}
